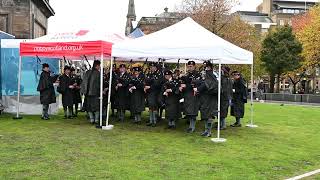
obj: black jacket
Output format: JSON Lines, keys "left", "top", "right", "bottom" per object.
{"left": 37, "top": 71, "right": 56, "bottom": 105}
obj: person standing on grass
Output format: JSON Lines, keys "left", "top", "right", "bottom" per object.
{"left": 81, "top": 60, "right": 101, "bottom": 124}
{"left": 37, "top": 63, "right": 56, "bottom": 120}
{"left": 129, "top": 66, "right": 145, "bottom": 125}
{"left": 179, "top": 61, "right": 201, "bottom": 133}
{"left": 70, "top": 67, "right": 82, "bottom": 117}
{"left": 161, "top": 70, "right": 180, "bottom": 129}
{"left": 58, "top": 66, "right": 75, "bottom": 119}
{"left": 145, "top": 62, "right": 164, "bottom": 127}
{"left": 115, "top": 64, "right": 130, "bottom": 122}
{"left": 220, "top": 66, "right": 233, "bottom": 130}
{"left": 193, "top": 61, "right": 218, "bottom": 137}
{"left": 230, "top": 71, "right": 248, "bottom": 127}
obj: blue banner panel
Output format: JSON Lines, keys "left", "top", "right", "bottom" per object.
{"left": 1, "top": 39, "right": 59, "bottom": 96}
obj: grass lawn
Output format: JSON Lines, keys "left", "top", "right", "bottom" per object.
{"left": 0, "top": 103, "right": 320, "bottom": 179}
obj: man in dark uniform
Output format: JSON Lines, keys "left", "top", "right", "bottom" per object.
{"left": 115, "top": 64, "right": 130, "bottom": 122}
{"left": 161, "top": 70, "right": 180, "bottom": 129}
{"left": 37, "top": 63, "right": 56, "bottom": 120}
{"left": 129, "top": 66, "right": 145, "bottom": 124}
{"left": 220, "top": 66, "right": 233, "bottom": 130}
{"left": 231, "top": 71, "right": 248, "bottom": 127}
{"left": 193, "top": 61, "right": 218, "bottom": 137}
{"left": 81, "top": 60, "right": 101, "bottom": 124}
{"left": 58, "top": 66, "right": 75, "bottom": 119}
{"left": 145, "top": 62, "right": 164, "bottom": 127}
{"left": 71, "top": 67, "right": 82, "bottom": 117}
{"left": 179, "top": 61, "right": 201, "bottom": 133}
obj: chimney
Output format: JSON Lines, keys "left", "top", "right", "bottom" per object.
{"left": 262, "top": 0, "right": 273, "bottom": 15}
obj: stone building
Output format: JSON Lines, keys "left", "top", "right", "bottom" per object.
{"left": 136, "top": 7, "right": 187, "bottom": 35}
{"left": 257, "top": 0, "right": 317, "bottom": 26}
{"left": 0, "top": 0, "right": 55, "bottom": 39}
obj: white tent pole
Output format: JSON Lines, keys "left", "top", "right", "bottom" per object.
{"left": 99, "top": 53, "right": 104, "bottom": 127}
{"left": 102, "top": 57, "right": 114, "bottom": 131}
{"left": 14, "top": 56, "right": 23, "bottom": 119}
{"left": 184, "top": 63, "right": 187, "bottom": 74}
{"left": 106, "top": 58, "right": 114, "bottom": 126}
{"left": 246, "top": 64, "right": 258, "bottom": 128}
{"left": 211, "top": 60, "right": 226, "bottom": 143}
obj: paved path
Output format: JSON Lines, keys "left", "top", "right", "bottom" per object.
{"left": 257, "top": 100, "right": 320, "bottom": 107}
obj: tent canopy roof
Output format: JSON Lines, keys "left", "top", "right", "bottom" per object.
{"left": 112, "top": 17, "right": 253, "bottom": 65}
{"left": 20, "top": 30, "right": 128, "bottom": 59}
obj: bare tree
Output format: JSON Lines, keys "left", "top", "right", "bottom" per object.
{"left": 179, "top": 0, "right": 239, "bottom": 34}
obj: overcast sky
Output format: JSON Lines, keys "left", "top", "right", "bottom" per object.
{"left": 48, "top": 0, "right": 262, "bottom": 34}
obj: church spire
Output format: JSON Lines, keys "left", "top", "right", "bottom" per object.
{"left": 125, "top": 0, "right": 136, "bottom": 35}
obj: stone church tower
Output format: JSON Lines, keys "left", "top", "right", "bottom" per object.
{"left": 125, "top": 0, "right": 136, "bottom": 36}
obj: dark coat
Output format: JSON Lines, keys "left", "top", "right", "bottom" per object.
{"left": 161, "top": 79, "right": 180, "bottom": 120}
{"left": 116, "top": 72, "right": 130, "bottom": 110}
{"left": 82, "top": 69, "right": 101, "bottom": 112}
{"left": 231, "top": 78, "right": 247, "bottom": 118}
{"left": 71, "top": 75, "right": 82, "bottom": 104}
{"left": 220, "top": 75, "right": 233, "bottom": 118}
{"left": 145, "top": 71, "right": 164, "bottom": 109}
{"left": 129, "top": 73, "right": 145, "bottom": 114}
{"left": 37, "top": 71, "right": 56, "bottom": 105}
{"left": 197, "top": 71, "right": 218, "bottom": 120}
{"left": 181, "top": 71, "right": 201, "bottom": 116}
{"left": 59, "top": 74, "right": 74, "bottom": 106}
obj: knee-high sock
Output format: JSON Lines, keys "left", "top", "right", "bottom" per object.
{"left": 88, "top": 112, "right": 94, "bottom": 123}
{"left": 221, "top": 118, "right": 226, "bottom": 128}
{"left": 207, "top": 119, "right": 213, "bottom": 134}
{"left": 149, "top": 111, "right": 153, "bottom": 123}
{"left": 94, "top": 111, "right": 100, "bottom": 123}
{"left": 63, "top": 106, "right": 68, "bottom": 117}
{"left": 236, "top": 117, "right": 241, "bottom": 124}
{"left": 189, "top": 116, "right": 196, "bottom": 131}
{"left": 74, "top": 104, "right": 79, "bottom": 115}
{"left": 153, "top": 111, "right": 158, "bottom": 124}
{"left": 171, "top": 119, "right": 176, "bottom": 126}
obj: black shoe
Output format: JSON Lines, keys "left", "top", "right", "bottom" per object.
{"left": 152, "top": 123, "right": 156, "bottom": 127}
{"left": 68, "top": 116, "right": 73, "bottom": 119}
{"left": 171, "top": 125, "right": 176, "bottom": 129}
{"left": 42, "top": 117, "right": 49, "bottom": 120}
{"left": 186, "top": 128, "right": 194, "bottom": 133}
{"left": 64, "top": 116, "right": 68, "bottom": 119}
{"left": 146, "top": 123, "right": 153, "bottom": 126}
{"left": 231, "top": 123, "right": 242, "bottom": 127}
{"left": 201, "top": 131, "right": 208, "bottom": 136}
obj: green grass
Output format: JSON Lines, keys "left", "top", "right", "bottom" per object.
{"left": 0, "top": 103, "right": 320, "bottom": 179}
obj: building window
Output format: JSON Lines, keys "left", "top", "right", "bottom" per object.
{"left": 279, "top": 20, "right": 285, "bottom": 26}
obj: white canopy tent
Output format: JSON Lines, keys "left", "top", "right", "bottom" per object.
{"left": 111, "top": 17, "right": 256, "bottom": 142}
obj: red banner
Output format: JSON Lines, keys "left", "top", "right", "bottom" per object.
{"left": 20, "top": 40, "right": 113, "bottom": 58}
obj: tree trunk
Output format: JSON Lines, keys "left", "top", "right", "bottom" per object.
{"left": 276, "top": 75, "right": 280, "bottom": 93}
{"left": 270, "top": 74, "right": 275, "bottom": 93}
{"left": 293, "top": 83, "right": 297, "bottom": 94}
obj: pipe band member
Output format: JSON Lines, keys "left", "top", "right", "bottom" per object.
{"left": 129, "top": 66, "right": 145, "bottom": 124}
{"left": 145, "top": 62, "right": 164, "bottom": 127}
{"left": 161, "top": 70, "right": 181, "bottom": 129}
{"left": 37, "top": 63, "right": 56, "bottom": 120}
{"left": 230, "top": 71, "right": 248, "bottom": 127}
{"left": 180, "top": 60, "right": 201, "bottom": 133}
